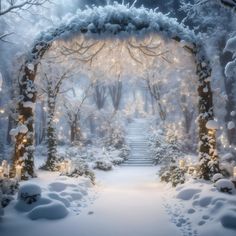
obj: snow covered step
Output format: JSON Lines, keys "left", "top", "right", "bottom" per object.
{"left": 124, "top": 161, "right": 153, "bottom": 165}
{"left": 125, "top": 158, "right": 152, "bottom": 161}
{"left": 123, "top": 119, "right": 152, "bottom": 167}
{"left": 122, "top": 163, "right": 153, "bottom": 167}
{"left": 129, "top": 154, "right": 150, "bottom": 157}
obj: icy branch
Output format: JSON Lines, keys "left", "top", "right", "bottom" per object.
{"left": 0, "top": 0, "right": 50, "bottom": 16}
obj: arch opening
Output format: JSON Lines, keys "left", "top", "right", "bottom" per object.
{"left": 12, "top": 4, "right": 219, "bottom": 180}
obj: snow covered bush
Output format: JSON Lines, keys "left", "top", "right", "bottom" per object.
{"left": 149, "top": 130, "right": 184, "bottom": 165}
{"left": 219, "top": 161, "right": 235, "bottom": 177}
{"left": 40, "top": 154, "right": 60, "bottom": 171}
{"left": 95, "top": 159, "right": 113, "bottom": 171}
{"left": 212, "top": 173, "right": 224, "bottom": 183}
{"left": 66, "top": 162, "right": 95, "bottom": 185}
{"left": 118, "top": 145, "right": 130, "bottom": 161}
{"left": 215, "top": 179, "right": 235, "bottom": 194}
{"left": 17, "top": 184, "right": 42, "bottom": 204}
{"left": 0, "top": 178, "right": 19, "bottom": 215}
{"left": 159, "top": 164, "right": 186, "bottom": 187}
{"left": 105, "top": 145, "right": 130, "bottom": 165}
{"left": 103, "top": 125, "right": 126, "bottom": 149}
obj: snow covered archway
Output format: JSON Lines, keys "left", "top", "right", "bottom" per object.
{"left": 13, "top": 3, "right": 218, "bottom": 180}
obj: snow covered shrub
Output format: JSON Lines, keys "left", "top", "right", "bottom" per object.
{"left": 107, "top": 145, "right": 130, "bottom": 165}
{"left": 103, "top": 126, "right": 125, "bottom": 149}
{"left": 18, "top": 184, "right": 42, "bottom": 204}
{"left": 215, "top": 179, "right": 235, "bottom": 194}
{"left": 100, "top": 119, "right": 126, "bottom": 150}
{"left": 219, "top": 161, "right": 234, "bottom": 178}
{"left": 0, "top": 178, "right": 19, "bottom": 209}
{"left": 212, "top": 173, "right": 224, "bottom": 183}
{"left": 40, "top": 156, "right": 60, "bottom": 172}
{"left": 149, "top": 130, "right": 184, "bottom": 165}
{"left": 118, "top": 145, "right": 130, "bottom": 160}
{"left": 95, "top": 159, "right": 113, "bottom": 171}
{"left": 111, "top": 157, "right": 124, "bottom": 165}
{"left": 66, "top": 161, "right": 95, "bottom": 185}
{"left": 159, "top": 164, "right": 186, "bottom": 187}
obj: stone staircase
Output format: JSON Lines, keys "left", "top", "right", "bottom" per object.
{"left": 122, "top": 119, "right": 153, "bottom": 167}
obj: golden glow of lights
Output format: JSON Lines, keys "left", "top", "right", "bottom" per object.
{"left": 0, "top": 166, "right": 3, "bottom": 178}
{"left": 179, "top": 159, "right": 186, "bottom": 169}
{"left": 233, "top": 166, "right": 236, "bottom": 178}
{"left": 15, "top": 165, "right": 22, "bottom": 181}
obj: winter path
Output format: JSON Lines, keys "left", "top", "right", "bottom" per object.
{"left": 0, "top": 167, "right": 181, "bottom": 236}
{"left": 123, "top": 119, "right": 153, "bottom": 166}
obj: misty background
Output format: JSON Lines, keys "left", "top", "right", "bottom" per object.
{"left": 0, "top": 0, "right": 186, "bottom": 106}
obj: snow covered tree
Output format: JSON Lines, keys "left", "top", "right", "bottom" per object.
{"left": 224, "top": 34, "right": 236, "bottom": 142}
{"left": 39, "top": 70, "right": 69, "bottom": 171}
{"left": 109, "top": 80, "right": 122, "bottom": 112}
{"left": 195, "top": 48, "right": 220, "bottom": 179}
{"left": 181, "top": 0, "right": 236, "bottom": 147}
{"left": 64, "top": 84, "right": 92, "bottom": 143}
{"left": 93, "top": 81, "right": 107, "bottom": 110}
{"left": 144, "top": 70, "right": 166, "bottom": 121}
{"left": 0, "top": 0, "right": 51, "bottom": 43}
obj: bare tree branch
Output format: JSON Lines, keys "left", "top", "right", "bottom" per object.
{"left": 0, "top": 32, "right": 13, "bottom": 42}
{"left": 0, "top": 0, "right": 50, "bottom": 16}
{"left": 61, "top": 40, "right": 106, "bottom": 66}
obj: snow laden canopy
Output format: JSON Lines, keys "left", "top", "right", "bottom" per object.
{"left": 13, "top": 3, "right": 218, "bottom": 180}
{"left": 33, "top": 3, "right": 197, "bottom": 52}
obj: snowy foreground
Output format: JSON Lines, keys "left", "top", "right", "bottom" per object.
{"left": 0, "top": 166, "right": 236, "bottom": 236}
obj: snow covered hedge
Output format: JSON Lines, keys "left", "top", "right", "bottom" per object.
{"left": 149, "top": 130, "right": 184, "bottom": 165}
{"left": 159, "top": 164, "right": 186, "bottom": 187}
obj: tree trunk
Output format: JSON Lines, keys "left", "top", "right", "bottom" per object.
{"left": 11, "top": 71, "right": 37, "bottom": 179}
{"left": 44, "top": 90, "right": 58, "bottom": 171}
{"left": 11, "top": 42, "right": 51, "bottom": 179}
{"left": 70, "top": 113, "right": 83, "bottom": 143}
{"left": 196, "top": 48, "right": 219, "bottom": 180}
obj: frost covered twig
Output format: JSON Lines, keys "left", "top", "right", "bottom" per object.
{"left": 0, "top": 0, "right": 50, "bottom": 16}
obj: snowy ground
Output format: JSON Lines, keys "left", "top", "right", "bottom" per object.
{"left": 164, "top": 178, "right": 236, "bottom": 236}
{"left": 0, "top": 166, "right": 180, "bottom": 236}
{"left": 1, "top": 165, "right": 236, "bottom": 236}
{"left": 1, "top": 118, "right": 236, "bottom": 236}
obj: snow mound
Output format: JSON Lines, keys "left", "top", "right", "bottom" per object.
{"left": 47, "top": 193, "right": 71, "bottom": 207}
{"left": 212, "top": 173, "right": 224, "bottom": 183}
{"left": 198, "top": 196, "right": 212, "bottom": 207}
{"left": 206, "top": 120, "right": 219, "bottom": 130}
{"left": 220, "top": 212, "right": 236, "bottom": 230}
{"left": 224, "top": 35, "right": 236, "bottom": 54}
{"left": 15, "top": 197, "right": 51, "bottom": 212}
{"left": 225, "top": 59, "right": 236, "bottom": 78}
{"left": 176, "top": 188, "right": 201, "bottom": 200}
{"left": 49, "top": 182, "right": 69, "bottom": 192}
{"left": 215, "top": 179, "right": 235, "bottom": 194}
{"left": 28, "top": 201, "right": 68, "bottom": 220}
{"left": 167, "top": 175, "right": 236, "bottom": 236}
{"left": 18, "top": 183, "right": 42, "bottom": 203}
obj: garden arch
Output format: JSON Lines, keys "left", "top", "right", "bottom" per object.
{"left": 13, "top": 3, "right": 219, "bottom": 180}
